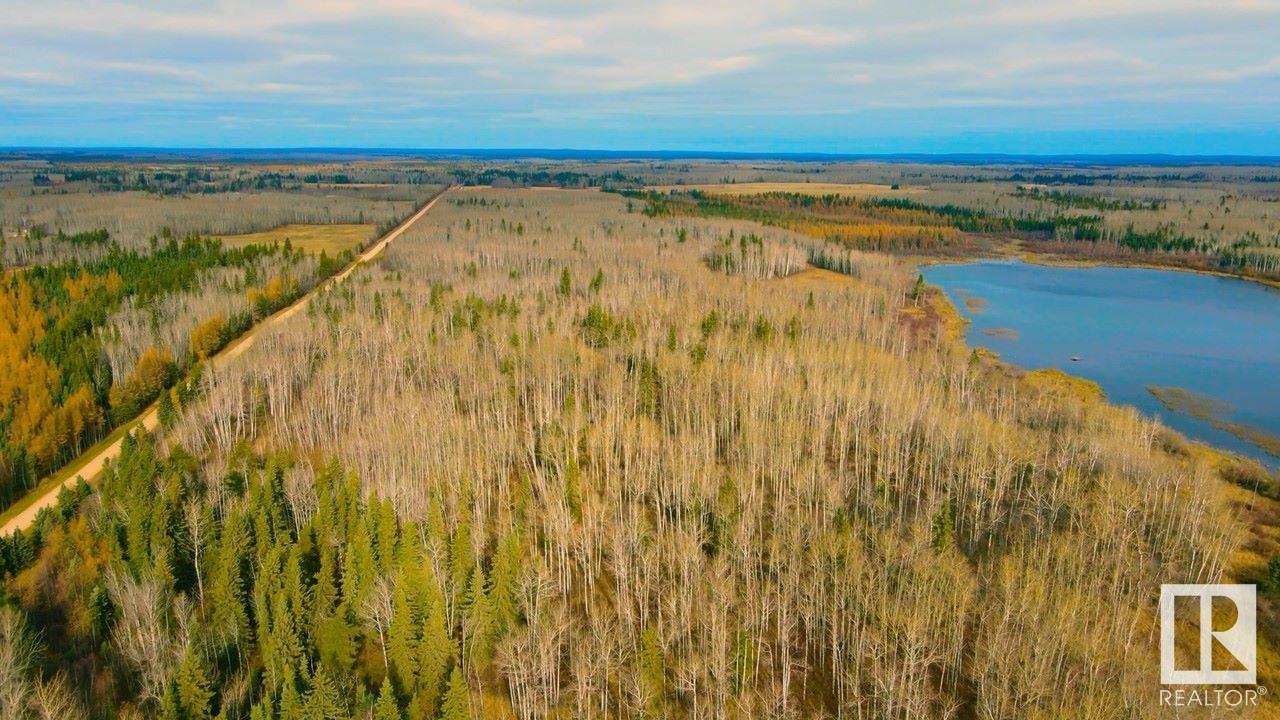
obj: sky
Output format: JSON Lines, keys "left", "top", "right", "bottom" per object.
{"left": 2, "top": 0, "right": 1279, "bottom": 155}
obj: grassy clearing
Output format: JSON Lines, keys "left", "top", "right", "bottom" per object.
{"left": 217, "top": 222, "right": 376, "bottom": 254}
{"left": 777, "top": 265, "right": 857, "bottom": 286}
{"left": 1023, "top": 367, "right": 1106, "bottom": 403}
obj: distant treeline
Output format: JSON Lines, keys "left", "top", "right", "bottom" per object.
{"left": 621, "top": 189, "right": 1280, "bottom": 277}
{"left": 991, "top": 171, "right": 1280, "bottom": 185}
{"left": 24, "top": 227, "right": 111, "bottom": 245}
{"left": 49, "top": 167, "right": 302, "bottom": 195}
{"left": 38, "top": 165, "right": 446, "bottom": 196}
{"left": 1014, "top": 187, "right": 1165, "bottom": 211}
{"left": 994, "top": 171, "right": 1212, "bottom": 185}
{"left": 621, "top": 189, "right": 974, "bottom": 253}
{"left": 452, "top": 167, "right": 644, "bottom": 189}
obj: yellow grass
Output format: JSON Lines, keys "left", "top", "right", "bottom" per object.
{"left": 647, "top": 181, "right": 924, "bottom": 196}
{"left": 777, "top": 265, "right": 858, "bottom": 286}
{"left": 218, "top": 223, "right": 376, "bottom": 254}
{"left": 1022, "top": 368, "right": 1106, "bottom": 403}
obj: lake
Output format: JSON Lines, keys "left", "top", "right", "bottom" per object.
{"left": 921, "top": 260, "right": 1280, "bottom": 467}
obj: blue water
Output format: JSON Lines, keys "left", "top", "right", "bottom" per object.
{"left": 922, "top": 260, "right": 1280, "bottom": 467}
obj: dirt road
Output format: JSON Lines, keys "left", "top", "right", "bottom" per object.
{"left": 0, "top": 188, "right": 450, "bottom": 537}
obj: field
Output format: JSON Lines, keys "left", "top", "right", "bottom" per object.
{"left": 217, "top": 223, "right": 377, "bottom": 255}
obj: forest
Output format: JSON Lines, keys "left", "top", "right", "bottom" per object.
{"left": 0, "top": 231, "right": 340, "bottom": 508}
{"left": 0, "top": 170, "right": 442, "bottom": 517}
{"left": 0, "top": 175, "right": 1275, "bottom": 719}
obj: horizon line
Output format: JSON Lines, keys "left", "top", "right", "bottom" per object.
{"left": 5, "top": 146, "right": 1280, "bottom": 167}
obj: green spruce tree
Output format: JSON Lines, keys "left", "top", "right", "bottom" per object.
{"left": 438, "top": 666, "right": 471, "bottom": 720}
{"left": 158, "top": 388, "right": 177, "bottom": 429}
{"left": 410, "top": 591, "right": 453, "bottom": 719}
{"left": 488, "top": 532, "right": 521, "bottom": 638}
{"left": 176, "top": 645, "right": 214, "bottom": 720}
{"left": 374, "top": 679, "right": 403, "bottom": 720}
{"left": 931, "top": 499, "right": 955, "bottom": 553}
{"left": 387, "top": 582, "right": 420, "bottom": 693}
{"left": 463, "top": 565, "right": 494, "bottom": 672}
{"left": 557, "top": 267, "right": 572, "bottom": 297}
{"left": 302, "top": 666, "right": 345, "bottom": 720}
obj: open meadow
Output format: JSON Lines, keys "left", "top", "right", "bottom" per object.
{"left": 217, "top": 224, "right": 378, "bottom": 256}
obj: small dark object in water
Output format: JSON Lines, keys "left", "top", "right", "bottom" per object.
{"left": 1070, "top": 355, "right": 1081, "bottom": 362}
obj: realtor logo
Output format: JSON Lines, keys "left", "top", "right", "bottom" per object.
{"left": 1160, "top": 584, "right": 1256, "bottom": 685}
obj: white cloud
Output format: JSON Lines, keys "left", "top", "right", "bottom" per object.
{"left": 0, "top": 0, "right": 1277, "bottom": 147}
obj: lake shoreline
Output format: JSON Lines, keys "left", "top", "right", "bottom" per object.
{"left": 912, "top": 241, "right": 1280, "bottom": 292}
{"left": 922, "top": 258, "right": 1280, "bottom": 473}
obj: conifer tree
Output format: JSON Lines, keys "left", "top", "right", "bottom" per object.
{"left": 488, "top": 532, "right": 521, "bottom": 638}
{"left": 152, "top": 542, "right": 178, "bottom": 593}
{"left": 438, "top": 666, "right": 471, "bottom": 720}
{"left": 279, "top": 679, "right": 304, "bottom": 720}
{"left": 158, "top": 388, "right": 177, "bottom": 429}
{"left": 87, "top": 580, "right": 114, "bottom": 641}
{"left": 263, "top": 576, "right": 306, "bottom": 696}
{"left": 315, "top": 605, "right": 359, "bottom": 677}
{"left": 176, "top": 645, "right": 214, "bottom": 720}
{"left": 448, "top": 509, "right": 474, "bottom": 614}
{"left": 387, "top": 583, "right": 419, "bottom": 693}
{"left": 411, "top": 593, "right": 453, "bottom": 719}
{"left": 343, "top": 516, "right": 376, "bottom": 607}
{"left": 208, "top": 511, "right": 252, "bottom": 646}
{"left": 1266, "top": 554, "right": 1280, "bottom": 594}
{"left": 303, "top": 666, "right": 345, "bottom": 720}
{"left": 250, "top": 700, "right": 275, "bottom": 720}
{"left": 374, "top": 679, "right": 403, "bottom": 720}
{"left": 282, "top": 548, "right": 310, "bottom": 630}
{"left": 463, "top": 565, "right": 494, "bottom": 672}
{"left": 931, "top": 499, "right": 955, "bottom": 553}
{"left": 312, "top": 543, "right": 340, "bottom": 626}
{"left": 161, "top": 682, "right": 184, "bottom": 720}
{"left": 374, "top": 499, "right": 399, "bottom": 575}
